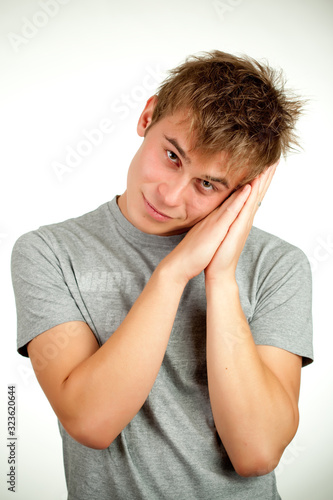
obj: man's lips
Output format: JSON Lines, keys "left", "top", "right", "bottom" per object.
{"left": 143, "top": 196, "right": 173, "bottom": 221}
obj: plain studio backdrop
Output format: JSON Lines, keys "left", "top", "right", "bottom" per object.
{"left": 0, "top": 1, "right": 332, "bottom": 499}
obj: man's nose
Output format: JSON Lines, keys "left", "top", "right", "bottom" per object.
{"left": 157, "top": 177, "right": 189, "bottom": 207}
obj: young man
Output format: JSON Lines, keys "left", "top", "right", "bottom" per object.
{"left": 12, "top": 51, "right": 313, "bottom": 499}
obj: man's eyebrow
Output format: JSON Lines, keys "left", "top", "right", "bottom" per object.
{"left": 164, "top": 135, "right": 191, "bottom": 164}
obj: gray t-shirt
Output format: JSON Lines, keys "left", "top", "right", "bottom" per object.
{"left": 11, "top": 197, "right": 313, "bottom": 500}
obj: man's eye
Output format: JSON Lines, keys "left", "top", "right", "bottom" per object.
{"left": 166, "top": 150, "right": 179, "bottom": 163}
{"left": 200, "top": 180, "right": 214, "bottom": 191}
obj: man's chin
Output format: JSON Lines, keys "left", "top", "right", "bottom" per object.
{"left": 142, "top": 220, "right": 191, "bottom": 237}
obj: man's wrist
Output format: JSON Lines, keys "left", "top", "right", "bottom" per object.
{"left": 155, "top": 256, "right": 189, "bottom": 291}
{"left": 205, "top": 271, "right": 239, "bottom": 292}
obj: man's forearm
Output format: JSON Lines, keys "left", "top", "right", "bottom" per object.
{"left": 60, "top": 262, "right": 186, "bottom": 449}
{"left": 205, "top": 278, "right": 299, "bottom": 476}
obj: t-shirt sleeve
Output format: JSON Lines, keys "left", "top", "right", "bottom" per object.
{"left": 249, "top": 245, "right": 313, "bottom": 367}
{"left": 11, "top": 230, "right": 86, "bottom": 357}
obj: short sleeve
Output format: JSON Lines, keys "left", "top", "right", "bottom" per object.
{"left": 11, "top": 231, "right": 85, "bottom": 357}
{"left": 249, "top": 246, "right": 313, "bottom": 367}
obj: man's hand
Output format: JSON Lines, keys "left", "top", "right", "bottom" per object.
{"left": 205, "top": 162, "right": 278, "bottom": 282}
{"left": 162, "top": 162, "right": 278, "bottom": 286}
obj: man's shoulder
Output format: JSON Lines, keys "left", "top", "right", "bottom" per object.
{"left": 12, "top": 200, "right": 114, "bottom": 258}
{"left": 248, "top": 225, "right": 305, "bottom": 252}
{"left": 242, "top": 225, "right": 310, "bottom": 271}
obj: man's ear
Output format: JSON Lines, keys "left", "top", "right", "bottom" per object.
{"left": 137, "top": 95, "right": 158, "bottom": 137}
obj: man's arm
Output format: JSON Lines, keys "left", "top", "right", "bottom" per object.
{"left": 27, "top": 183, "right": 252, "bottom": 450}
{"left": 27, "top": 268, "right": 185, "bottom": 449}
{"left": 205, "top": 278, "right": 301, "bottom": 477}
{"left": 203, "top": 163, "right": 302, "bottom": 476}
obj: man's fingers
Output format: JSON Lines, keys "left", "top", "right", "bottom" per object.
{"left": 224, "top": 184, "right": 252, "bottom": 215}
{"left": 191, "top": 184, "right": 252, "bottom": 249}
{"left": 258, "top": 162, "right": 278, "bottom": 203}
{"left": 229, "top": 161, "right": 277, "bottom": 228}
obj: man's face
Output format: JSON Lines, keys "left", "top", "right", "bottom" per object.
{"left": 118, "top": 97, "right": 247, "bottom": 236}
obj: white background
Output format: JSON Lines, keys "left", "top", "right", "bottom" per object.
{"left": 1, "top": 0, "right": 332, "bottom": 498}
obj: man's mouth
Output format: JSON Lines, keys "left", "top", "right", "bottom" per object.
{"left": 143, "top": 196, "right": 173, "bottom": 221}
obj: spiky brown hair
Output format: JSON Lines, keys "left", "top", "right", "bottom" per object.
{"left": 147, "top": 50, "right": 304, "bottom": 184}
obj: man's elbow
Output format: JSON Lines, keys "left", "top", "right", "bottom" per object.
{"left": 61, "top": 414, "right": 117, "bottom": 450}
{"left": 232, "top": 448, "right": 282, "bottom": 477}
{"left": 234, "top": 412, "right": 299, "bottom": 477}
